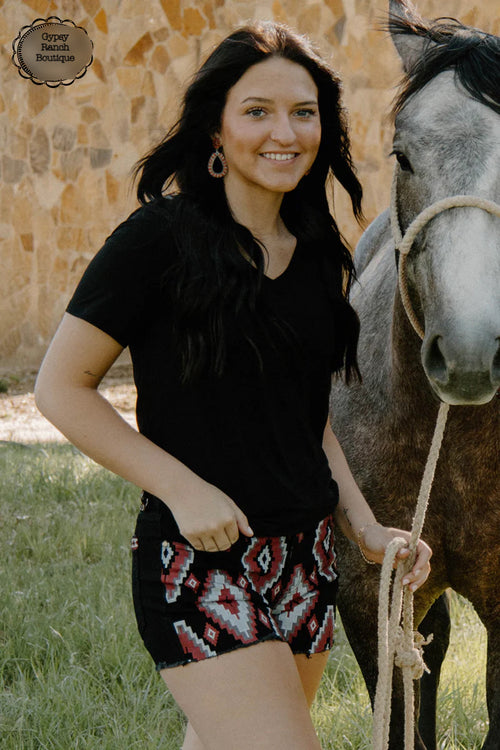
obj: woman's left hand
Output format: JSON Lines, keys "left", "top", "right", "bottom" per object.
{"left": 359, "top": 523, "right": 432, "bottom": 592}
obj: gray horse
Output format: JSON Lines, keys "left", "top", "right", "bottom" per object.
{"left": 330, "top": 1, "right": 500, "bottom": 748}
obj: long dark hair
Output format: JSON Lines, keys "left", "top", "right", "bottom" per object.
{"left": 134, "top": 22, "right": 363, "bottom": 383}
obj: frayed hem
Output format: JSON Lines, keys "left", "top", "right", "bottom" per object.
{"left": 293, "top": 644, "right": 333, "bottom": 659}
{"left": 155, "top": 633, "right": 285, "bottom": 671}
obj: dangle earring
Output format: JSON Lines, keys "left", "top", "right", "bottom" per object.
{"left": 207, "top": 139, "right": 228, "bottom": 178}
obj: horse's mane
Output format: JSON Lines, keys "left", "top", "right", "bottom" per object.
{"left": 388, "top": 14, "right": 500, "bottom": 117}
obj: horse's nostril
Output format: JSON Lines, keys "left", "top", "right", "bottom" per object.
{"left": 424, "top": 336, "right": 448, "bottom": 383}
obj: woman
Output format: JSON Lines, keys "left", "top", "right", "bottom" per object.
{"left": 35, "top": 22, "right": 431, "bottom": 750}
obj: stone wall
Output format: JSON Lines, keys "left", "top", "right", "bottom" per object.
{"left": 1, "top": 0, "right": 498, "bottom": 368}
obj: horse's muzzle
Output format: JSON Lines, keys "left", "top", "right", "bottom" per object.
{"left": 422, "top": 334, "right": 500, "bottom": 405}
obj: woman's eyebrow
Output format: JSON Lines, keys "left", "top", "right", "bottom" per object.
{"left": 241, "top": 96, "right": 318, "bottom": 105}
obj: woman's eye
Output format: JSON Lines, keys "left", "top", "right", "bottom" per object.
{"left": 295, "top": 109, "right": 317, "bottom": 118}
{"left": 392, "top": 150, "right": 414, "bottom": 173}
{"left": 247, "top": 108, "right": 266, "bottom": 118}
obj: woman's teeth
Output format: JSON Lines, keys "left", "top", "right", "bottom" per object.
{"left": 261, "top": 153, "right": 296, "bottom": 161}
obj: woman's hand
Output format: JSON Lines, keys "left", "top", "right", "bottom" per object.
{"left": 166, "top": 478, "right": 254, "bottom": 552}
{"left": 358, "top": 523, "right": 432, "bottom": 592}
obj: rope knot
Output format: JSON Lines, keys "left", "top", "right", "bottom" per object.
{"left": 394, "top": 629, "right": 433, "bottom": 680}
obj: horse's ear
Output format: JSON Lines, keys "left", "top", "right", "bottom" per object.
{"left": 388, "top": 0, "right": 427, "bottom": 73}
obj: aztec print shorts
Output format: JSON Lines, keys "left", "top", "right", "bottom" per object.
{"left": 131, "top": 497, "right": 338, "bottom": 670}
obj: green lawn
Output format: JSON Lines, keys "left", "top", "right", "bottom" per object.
{"left": 0, "top": 443, "right": 488, "bottom": 748}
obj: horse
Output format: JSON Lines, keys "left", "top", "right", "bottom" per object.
{"left": 329, "top": 1, "right": 500, "bottom": 748}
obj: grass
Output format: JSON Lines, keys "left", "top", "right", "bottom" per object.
{"left": 0, "top": 443, "right": 488, "bottom": 748}
{"left": 0, "top": 373, "right": 21, "bottom": 393}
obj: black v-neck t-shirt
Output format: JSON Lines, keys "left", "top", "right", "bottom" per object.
{"left": 67, "top": 198, "right": 340, "bottom": 537}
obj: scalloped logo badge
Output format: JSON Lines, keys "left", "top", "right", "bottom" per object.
{"left": 12, "top": 17, "right": 93, "bottom": 87}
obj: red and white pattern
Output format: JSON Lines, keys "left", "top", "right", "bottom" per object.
{"left": 258, "top": 611, "right": 271, "bottom": 628}
{"left": 185, "top": 573, "right": 201, "bottom": 592}
{"left": 307, "top": 615, "right": 319, "bottom": 638}
{"left": 203, "top": 623, "right": 220, "bottom": 647}
{"left": 313, "top": 516, "right": 337, "bottom": 582}
{"left": 198, "top": 570, "right": 258, "bottom": 644}
{"left": 160, "top": 541, "right": 195, "bottom": 603}
{"left": 275, "top": 564, "right": 318, "bottom": 640}
{"left": 174, "top": 620, "right": 217, "bottom": 660}
{"left": 310, "top": 604, "right": 335, "bottom": 654}
{"left": 237, "top": 574, "right": 249, "bottom": 590}
{"left": 242, "top": 536, "right": 287, "bottom": 596}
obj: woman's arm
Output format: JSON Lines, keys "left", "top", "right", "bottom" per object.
{"left": 35, "top": 314, "right": 253, "bottom": 551}
{"left": 322, "top": 419, "right": 432, "bottom": 591}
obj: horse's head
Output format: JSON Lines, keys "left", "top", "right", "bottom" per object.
{"left": 388, "top": 0, "right": 500, "bottom": 405}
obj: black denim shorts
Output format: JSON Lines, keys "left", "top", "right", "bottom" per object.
{"left": 131, "top": 497, "right": 338, "bottom": 670}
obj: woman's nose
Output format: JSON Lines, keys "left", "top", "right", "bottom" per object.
{"left": 270, "top": 115, "right": 296, "bottom": 145}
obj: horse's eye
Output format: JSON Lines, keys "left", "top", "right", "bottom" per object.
{"left": 393, "top": 151, "right": 414, "bottom": 173}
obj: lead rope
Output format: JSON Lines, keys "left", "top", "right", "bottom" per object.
{"left": 371, "top": 402, "right": 448, "bottom": 750}
{"left": 372, "top": 166, "right": 500, "bottom": 750}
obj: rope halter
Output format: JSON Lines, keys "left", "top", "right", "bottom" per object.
{"left": 390, "top": 164, "right": 500, "bottom": 340}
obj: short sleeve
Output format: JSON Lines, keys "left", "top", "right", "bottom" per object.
{"left": 66, "top": 200, "right": 173, "bottom": 347}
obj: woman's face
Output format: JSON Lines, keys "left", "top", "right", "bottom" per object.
{"left": 217, "top": 56, "right": 321, "bottom": 198}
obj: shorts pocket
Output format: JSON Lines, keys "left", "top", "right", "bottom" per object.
{"left": 190, "top": 534, "right": 250, "bottom": 571}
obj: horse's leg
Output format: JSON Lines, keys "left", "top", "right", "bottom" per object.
{"left": 417, "top": 592, "right": 451, "bottom": 750}
{"left": 483, "top": 623, "right": 500, "bottom": 749}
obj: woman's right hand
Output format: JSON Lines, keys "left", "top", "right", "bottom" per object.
{"left": 166, "top": 478, "right": 254, "bottom": 552}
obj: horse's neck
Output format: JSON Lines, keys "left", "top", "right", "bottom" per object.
{"left": 354, "top": 232, "right": 440, "bottom": 426}
{"left": 353, "top": 238, "right": 433, "bottom": 419}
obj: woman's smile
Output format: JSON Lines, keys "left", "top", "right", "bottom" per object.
{"left": 260, "top": 152, "right": 300, "bottom": 162}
